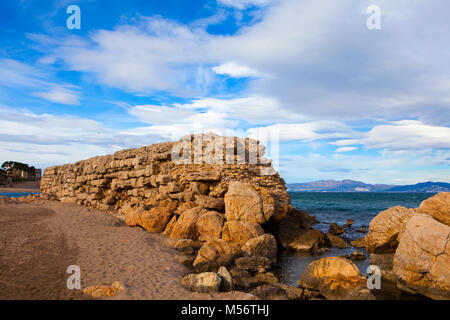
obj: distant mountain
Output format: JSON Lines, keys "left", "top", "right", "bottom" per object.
{"left": 386, "top": 181, "right": 450, "bottom": 193}
{"left": 286, "top": 180, "right": 450, "bottom": 193}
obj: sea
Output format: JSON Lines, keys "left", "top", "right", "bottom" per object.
{"left": 0, "top": 192, "right": 40, "bottom": 198}
{"left": 275, "top": 192, "right": 435, "bottom": 287}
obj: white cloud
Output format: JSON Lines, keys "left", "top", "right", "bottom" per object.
{"left": 362, "top": 120, "right": 450, "bottom": 150}
{"left": 247, "top": 121, "right": 356, "bottom": 141}
{"left": 217, "top": 0, "right": 272, "bottom": 10}
{"left": 33, "top": 88, "right": 81, "bottom": 105}
{"left": 0, "top": 59, "right": 81, "bottom": 105}
{"left": 335, "top": 146, "right": 358, "bottom": 153}
{"left": 212, "top": 62, "right": 261, "bottom": 78}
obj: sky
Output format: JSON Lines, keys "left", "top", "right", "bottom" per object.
{"left": 0, "top": 0, "right": 449, "bottom": 184}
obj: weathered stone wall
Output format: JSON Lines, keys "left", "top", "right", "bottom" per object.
{"left": 41, "top": 133, "right": 291, "bottom": 222}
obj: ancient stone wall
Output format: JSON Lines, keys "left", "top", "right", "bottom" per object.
{"left": 41, "top": 132, "right": 292, "bottom": 230}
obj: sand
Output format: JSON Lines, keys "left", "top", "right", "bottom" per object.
{"left": 0, "top": 180, "right": 41, "bottom": 193}
{"left": 0, "top": 199, "right": 253, "bottom": 300}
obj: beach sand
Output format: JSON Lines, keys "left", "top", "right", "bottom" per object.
{"left": 0, "top": 180, "right": 41, "bottom": 193}
{"left": 0, "top": 199, "right": 253, "bottom": 300}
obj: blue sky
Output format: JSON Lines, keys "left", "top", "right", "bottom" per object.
{"left": 0, "top": 0, "right": 449, "bottom": 184}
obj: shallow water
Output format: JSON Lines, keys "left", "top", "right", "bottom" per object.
{"left": 276, "top": 192, "right": 434, "bottom": 287}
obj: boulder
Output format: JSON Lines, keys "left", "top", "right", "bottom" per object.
{"left": 222, "top": 221, "right": 264, "bottom": 247}
{"left": 166, "top": 238, "right": 203, "bottom": 255}
{"left": 241, "top": 234, "right": 278, "bottom": 262}
{"left": 298, "top": 257, "right": 374, "bottom": 300}
{"left": 326, "top": 233, "right": 348, "bottom": 249}
{"left": 417, "top": 192, "right": 450, "bottom": 226}
{"left": 193, "top": 239, "right": 240, "bottom": 272}
{"left": 123, "top": 200, "right": 176, "bottom": 233}
{"left": 196, "top": 211, "right": 225, "bottom": 241}
{"left": 365, "top": 206, "right": 415, "bottom": 253}
{"left": 181, "top": 272, "right": 221, "bottom": 293}
{"left": 169, "top": 206, "right": 208, "bottom": 240}
{"left": 195, "top": 195, "right": 225, "bottom": 211}
{"left": 393, "top": 214, "right": 450, "bottom": 300}
{"left": 224, "top": 181, "right": 265, "bottom": 224}
{"left": 230, "top": 267, "right": 261, "bottom": 290}
{"left": 279, "top": 228, "right": 327, "bottom": 253}
{"left": 299, "top": 257, "right": 361, "bottom": 289}
{"left": 329, "top": 222, "right": 344, "bottom": 235}
{"left": 217, "top": 266, "right": 233, "bottom": 292}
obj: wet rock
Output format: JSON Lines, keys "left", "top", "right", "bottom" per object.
{"left": 344, "top": 219, "right": 355, "bottom": 228}
{"left": 181, "top": 272, "right": 221, "bottom": 293}
{"left": 279, "top": 228, "right": 327, "bottom": 253}
{"left": 328, "top": 222, "right": 345, "bottom": 235}
{"left": 326, "top": 232, "right": 348, "bottom": 249}
{"left": 350, "top": 237, "right": 366, "bottom": 248}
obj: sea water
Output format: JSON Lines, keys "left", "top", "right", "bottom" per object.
{"left": 0, "top": 192, "right": 40, "bottom": 198}
{"left": 276, "top": 192, "right": 434, "bottom": 286}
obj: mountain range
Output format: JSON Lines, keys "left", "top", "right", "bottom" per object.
{"left": 286, "top": 180, "right": 450, "bottom": 193}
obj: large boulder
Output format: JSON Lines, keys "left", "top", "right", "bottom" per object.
{"left": 393, "top": 214, "right": 450, "bottom": 300}
{"left": 123, "top": 199, "right": 177, "bottom": 233}
{"left": 193, "top": 239, "right": 240, "bottom": 272}
{"left": 241, "top": 234, "right": 278, "bottom": 262}
{"left": 417, "top": 192, "right": 450, "bottom": 226}
{"left": 169, "top": 206, "right": 208, "bottom": 240}
{"left": 224, "top": 181, "right": 265, "bottom": 224}
{"left": 222, "top": 221, "right": 264, "bottom": 247}
{"left": 298, "top": 257, "right": 374, "bottom": 300}
{"left": 196, "top": 211, "right": 225, "bottom": 241}
{"left": 365, "top": 206, "right": 415, "bottom": 253}
{"left": 181, "top": 272, "right": 221, "bottom": 293}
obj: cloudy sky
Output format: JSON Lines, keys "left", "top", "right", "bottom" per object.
{"left": 0, "top": 0, "right": 449, "bottom": 184}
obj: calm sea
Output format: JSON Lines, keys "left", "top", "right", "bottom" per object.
{"left": 0, "top": 192, "right": 40, "bottom": 198}
{"left": 276, "top": 192, "right": 435, "bottom": 287}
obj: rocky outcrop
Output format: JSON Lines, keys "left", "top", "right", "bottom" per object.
{"left": 393, "top": 214, "right": 450, "bottom": 300}
{"left": 365, "top": 206, "right": 416, "bottom": 253}
{"left": 365, "top": 192, "right": 450, "bottom": 300}
{"left": 298, "top": 257, "right": 374, "bottom": 300}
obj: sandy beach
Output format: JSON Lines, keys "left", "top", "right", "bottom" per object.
{"left": 0, "top": 199, "right": 253, "bottom": 300}
{"left": 0, "top": 180, "right": 41, "bottom": 193}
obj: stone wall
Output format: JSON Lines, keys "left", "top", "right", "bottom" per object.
{"left": 41, "top": 133, "right": 291, "bottom": 222}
